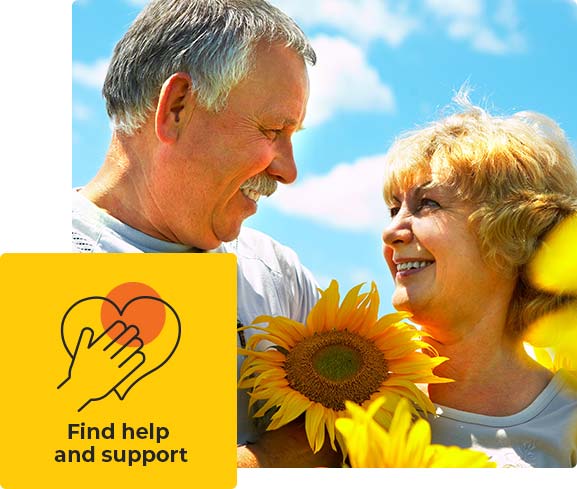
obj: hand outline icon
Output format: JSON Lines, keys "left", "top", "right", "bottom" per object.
{"left": 57, "top": 321, "right": 146, "bottom": 412}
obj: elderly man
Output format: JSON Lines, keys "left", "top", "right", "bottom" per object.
{"left": 72, "top": 0, "right": 339, "bottom": 467}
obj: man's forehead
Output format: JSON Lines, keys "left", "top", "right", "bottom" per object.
{"left": 248, "top": 103, "right": 305, "bottom": 126}
{"left": 228, "top": 43, "right": 308, "bottom": 112}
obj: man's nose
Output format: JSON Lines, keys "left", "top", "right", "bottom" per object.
{"left": 267, "top": 141, "right": 297, "bottom": 184}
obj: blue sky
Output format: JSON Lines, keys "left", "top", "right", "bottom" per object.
{"left": 72, "top": 0, "right": 577, "bottom": 316}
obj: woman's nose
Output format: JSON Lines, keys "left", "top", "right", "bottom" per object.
{"left": 382, "top": 210, "right": 414, "bottom": 247}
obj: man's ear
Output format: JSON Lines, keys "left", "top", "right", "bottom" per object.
{"left": 155, "top": 72, "right": 196, "bottom": 143}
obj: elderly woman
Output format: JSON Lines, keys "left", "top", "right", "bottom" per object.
{"left": 381, "top": 94, "right": 577, "bottom": 467}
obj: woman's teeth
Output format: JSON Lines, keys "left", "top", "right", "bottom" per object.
{"left": 396, "top": 261, "right": 433, "bottom": 272}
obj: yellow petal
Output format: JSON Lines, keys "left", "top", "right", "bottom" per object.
{"left": 305, "top": 280, "right": 339, "bottom": 333}
{"left": 324, "top": 409, "right": 338, "bottom": 451}
{"left": 322, "top": 280, "right": 341, "bottom": 331}
{"left": 429, "top": 445, "right": 496, "bottom": 468}
{"left": 528, "top": 213, "right": 577, "bottom": 294}
{"left": 267, "top": 390, "right": 311, "bottom": 429}
{"left": 305, "top": 403, "right": 327, "bottom": 453}
{"left": 404, "top": 418, "right": 431, "bottom": 467}
{"left": 334, "top": 283, "right": 365, "bottom": 328}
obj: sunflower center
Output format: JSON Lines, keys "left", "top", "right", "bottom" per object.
{"left": 313, "top": 345, "right": 361, "bottom": 381}
{"left": 285, "top": 329, "right": 389, "bottom": 411}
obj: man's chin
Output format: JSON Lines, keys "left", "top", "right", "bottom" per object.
{"left": 213, "top": 223, "right": 244, "bottom": 246}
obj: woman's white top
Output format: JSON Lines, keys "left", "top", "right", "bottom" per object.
{"left": 428, "top": 369, "right": 577, "bottom": 467}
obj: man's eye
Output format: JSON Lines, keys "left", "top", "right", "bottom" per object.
{"left": 263, "top": 128, "right": 283, "bottom": 141}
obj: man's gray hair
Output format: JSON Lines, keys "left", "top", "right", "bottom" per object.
{"left": 102, "top": 0, "right": 316, "bottom": 134}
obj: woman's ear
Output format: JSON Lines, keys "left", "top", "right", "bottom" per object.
{"left": 155, "top": 72, "right": 195, "bottom": 143}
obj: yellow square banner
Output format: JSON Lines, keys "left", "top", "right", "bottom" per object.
{"left": 0, "top": 253, "right": 237, "bottom": 489}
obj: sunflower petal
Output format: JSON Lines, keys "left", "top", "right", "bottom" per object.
{"left": 305, "top": 403, "right": 327, "bottom": 453}
{"left": 335, "top": 282, "right": 365, "bottom": 328}
{"left": 405, "top": 418, "right": 431, "bottom": 467}
{"left": 268, "top": 391, "right": 311, "bottom": 429}
{"left": 528, "top": 213, "right": 577, "bottom": 294}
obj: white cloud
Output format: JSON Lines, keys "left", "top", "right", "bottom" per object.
{"left": 273, "top": 0, "right": 525, "bottom": 55}
{"left": 72, "top": 58, "right": 109, "bottom": 89}
{"left": 306, "top": 35, "right": 395, "bottom": 126}
{"left": 494, "top": 0, "right": 519, "bottom": 30}
{"left": 349, "top": 267, "right": 376, "bottom": 285}
{"left": 271, "top": 0, "right": 419, "bottom": 47}
{"left": 424, "top": 0, "right": 524, "bottom": 54}
{"left": 72, "top": 102, "right": 92, "bottom": 121}
{"left": 424, "top": 0, "right": 482, "bottom": 18}
{"left": 453, "top": 22, "right": 524, "bottom": 55}
{"left": 470, "top": 28, "right": 508, "bottom": 54}
{"left": 471, "top": 27, "right": 523, "bottom": 55}
{"left": 268, "top": 153, "right": 388, "bottom": 232}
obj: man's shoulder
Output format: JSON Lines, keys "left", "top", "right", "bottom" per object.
{"left": 225, "top": 227, "right": 303, "bottom": 271}
{"left": 72, "top": 227, "right": 98, "bottom": 253}
{"left": 238, "top": 226, "right": 295, "bottom": 253}
{"left": 71, "top": 193, "right": 100, "bottom": 252}
{"left": 71, "top": 189, "right": 145, "bottom": 253}
{"left": 218, "top": 226, "right": 318, "bottom": 289}
{"left": 228, "top": 227, "right": 319, "bottom": 322}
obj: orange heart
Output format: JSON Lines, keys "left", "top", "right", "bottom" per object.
{"left": 101, "top": 282, "right": 165, "bottom": 345}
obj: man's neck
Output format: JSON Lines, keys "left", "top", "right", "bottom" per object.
{"left": 81, "top": 133, "right": 173, "bottom": 243}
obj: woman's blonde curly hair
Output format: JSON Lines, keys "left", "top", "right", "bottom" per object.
{"left": 382, "top": 91, "right": 577, "bottom": 336}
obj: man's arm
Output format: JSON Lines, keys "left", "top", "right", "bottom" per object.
{"left": 237, "top": 420, "right": 342, "bottom": 468}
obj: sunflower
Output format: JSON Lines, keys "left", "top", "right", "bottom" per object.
{"left": 528, "top": 213, "right": 577, "bottom": 294}
{"left": 524, "top": 305, "right": 577, "bottom": 372}
{"left": 525, "top": 213, "right": 577, "bottom": 372}
{"left": 336, "top": 397, "right": 496, "bottom": 468}
{"left": 238, "top": 280, "right": 452, "bottom": 454}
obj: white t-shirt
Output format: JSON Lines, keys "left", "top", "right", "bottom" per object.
{"left": 428, "top": 369, "right": 577, "bottom": 467}
{"left": 72, "top": 190, "right": 319, "bottom": 444}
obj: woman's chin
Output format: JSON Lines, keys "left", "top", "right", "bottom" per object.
{"left": 391, "top": 297, "right": 431, "bottom": 326}
{"left": 391, "top": 297, "right": 414, "bottom": 314}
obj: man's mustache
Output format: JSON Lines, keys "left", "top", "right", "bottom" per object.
{"left": 240, "top": 173, "right": 278, "bottom": 197}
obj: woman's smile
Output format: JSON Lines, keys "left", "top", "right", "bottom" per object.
{"left": 394, "top": 260, "right": 435, "bottom": 278}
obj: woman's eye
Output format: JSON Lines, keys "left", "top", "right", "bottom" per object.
{"left": 418, "top": 198, "right": 440, "bottom": 211}
{"left": 389, "top": 207, "right": 400, "bottom": 218}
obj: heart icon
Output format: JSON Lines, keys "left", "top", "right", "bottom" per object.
{"left": 61, "top": 283, "right": 181, "bottom": 402}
